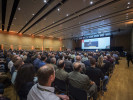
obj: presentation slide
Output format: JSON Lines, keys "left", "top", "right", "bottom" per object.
{"left": 82, "top": 37, "right": 110, "bottom": 49}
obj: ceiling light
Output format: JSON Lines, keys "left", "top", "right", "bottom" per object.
{"left": 18, "top": 7, "right": 21, "bottom": 10}
{"left": 14, "top": 18, "right": 16, "bottom": 19}
{"left": 127, "top": 6, "right": 129, "bottom": 8}
{"left": 57, "top": 8, "right": 60, "bottom": 11}
{"left": 44, "top": 0, "right": 47, "bottom": 3}
{"left": 99, "top": 15, "right": 101, "bottom": 17}
{"left": 90, "top": 1, "right": 93, "bottom": 5}
{"left": 66, "top": 14, "right": 69, "bottom": 16}
{"left": 44, "top": 18, "right": 46, "bottom": 20}
{"left": 128, "top": 2, "right": 130, "bottom": 5}
{"left": 53, "top": 21, "right": 55, "bottom": 23}
{"left": 32, "top": 14, "right": 35, "bottom": 16}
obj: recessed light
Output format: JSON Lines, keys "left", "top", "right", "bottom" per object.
{"left": 66, "top": 14, "right": 69, "bottom": 16}
{"left": 90, "top": 1, "right": 93, "bottom": 5}
{"left": 57, "top": 8, "right": 60, "bottom": 11}
{"left": 128, "top": 2, "right": 130, "bottom": 5}
{"left": 18, "top": 7, "right": 21, "bottom": 10}
{"left": 127, "top": 6, "right": 129, "bottom": 8}
{"left": 53, "top": 21, "right": 55, "bottom": 23}
{"left": 32, "top": 14, "right": 35, "bottom": 16}
{"left": 14, "top": 18, "right": 16, "bottom": 19}
{"left": 99, "top": 15, "right": 102, "bottom": 17}
{"left": 44, "top": 18, "right": 46, "bottom": 20}
{"left": 44, "top": 0, "right": 47, "bottom": 3}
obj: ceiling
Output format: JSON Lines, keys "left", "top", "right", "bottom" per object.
{"left": 0, "top": 0, "right": 133, "bottom": 39}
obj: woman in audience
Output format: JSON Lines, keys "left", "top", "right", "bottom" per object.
{"left": 11, "top": 59, "right": 24, "bottom": 84}
{"left": 96, "top": 56, "right": 109, "bottom": 91}
{"left": 97, "top": 56, "right": 106, "bottom": 75}
{"left": 14, "top": 64, "right": 35, "bottom": 100}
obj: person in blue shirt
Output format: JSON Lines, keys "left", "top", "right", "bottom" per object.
{"left": 38, "top": 55, "right": 47, "bottom": 68}
{"left": 33, "top": 54, "right": 41, "bottom": 71}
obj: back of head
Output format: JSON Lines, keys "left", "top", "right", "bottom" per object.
{"left": 37, "top": 64, "right": 54, "bottom": 86}
{"left": 50, "top": 57, "right": 56, "bottom": 64}
{"left": 97, "top": 56, "right": 103, "bottom": 67}
{"left": 90, "top": 58, "right": 96, "bottom": 66}
{"left": 103, "top": 56, "right": 107, "bottom": 60}
{"left": 15, "top": 63, "right": 35, "bottom": 92}
{"left": 14, "top": 59, "right": 24, "bottom": 70}
{"left": 65, "top": 55, "right": 68, "bottom": 60}
{"left": 41, "top": 55, "right": 47, "bottom": 61}
{"left": 59, "top": 55, "right": 63, "bottom": 59}
{"left": 76, "top": 55, "right": 81, "bottom": 61}
{"left": 12, "top": 56, "right": 18, "bottom": 63}
{"left": 58, "top": 60, "right": 65, "bottom": 69}
{"left": 84, "top": 53, "right": 87, "bottom": 57}
{"left": 73, "top": 62, "right": 81, "bottom": 72}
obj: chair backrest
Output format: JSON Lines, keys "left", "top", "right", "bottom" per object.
{"left": 54, "top": 78, "right": 67, "bottom": 91}
{"left": 68, "top": 84, "right": 87, "bottom": 100}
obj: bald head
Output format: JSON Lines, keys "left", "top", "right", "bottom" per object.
{"left": 103, "top": 56, "right": 107, "bottom": 60}
{"left": 76, "top": 56, "right": 81, "bottom": 61}
{"left": 73, "top": 62, "right": 81, "bottom": 71}
{"left": 58, "top": 60, "right": 65, "bottom": 69}
{"left": 37, "top": 64, "right": 54, "bottom": 86}
{"left": 51, "top": 57, "right": 56, "bottom": 64}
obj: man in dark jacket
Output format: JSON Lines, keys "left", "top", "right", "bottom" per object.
{"left": 126, "top": 52, "right": 133, "bottom": 67}
{"left": 86, "top": 58, "right": 108, "bottom": 91}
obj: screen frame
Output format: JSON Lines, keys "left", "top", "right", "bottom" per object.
{"left": 81, "top": 36, "right": 110, "bottom": 50}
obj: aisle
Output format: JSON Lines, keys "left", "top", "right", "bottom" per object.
{"left": 102, "top": 58, "right": 133, "bottom": 100}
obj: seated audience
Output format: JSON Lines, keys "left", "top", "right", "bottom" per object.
{"left": 86, "top": 58, "right": 108, "bottom": 91}
{"left": 33, "top": 54, "right": 41, "bottom": 70}
{"left": 11, "top": 59, "right": 24, "bottom": 84}
{"left": 81, "top": 53, "right": 88, "bottom": 62}
{"left": 83, "top": 56, "right": 92, "bottom": 69}
{"left": 73, "top": 55, "right": 86, "bottom": 73}
{"left": 68, "top": 62, "right": 97, "bottom": 100}
{"left": 55, "top": 60, "right": 68, "bottom": 81}
{"left": 15, "top": 64, "right": 35, "bottom": 100}
{"left": 38, "top": 55, "right": 47, "bottom": 68}
{"left": 51, "top": 57, "right": 57, "bottom": 70}
{"left": 27, "top": 64, "right": 69, "bottom": 100}
{"left": 64, "top": 56, "right": 73, "bottom": 72}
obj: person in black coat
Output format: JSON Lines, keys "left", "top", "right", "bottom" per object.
{"left": 126, "top": 52, "right": 133, "bottom": 67}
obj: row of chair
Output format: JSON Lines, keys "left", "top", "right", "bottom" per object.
{"left": 53, "top": 78, "right": 104, "bottom": 100}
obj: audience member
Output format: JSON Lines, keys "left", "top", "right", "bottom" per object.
{"left": 11, "top": 59, "right": 24, "bottom": 84}
{"left": 68, "top": 62, "right": 97, "bottom": 100}
{"left": 15, "top": 64, "right": 35, "bottom": 100}
{"left": 27, "top": 64, "right": 69, "bottom": 100}
{"left": 55, "top": 60, "right": 68, "bottom": 81}
{"left": 38, "top": 55, "right": 47, "bottom": 68}
{"left": 51, "top": 57, "right": 57, "bottom": 70}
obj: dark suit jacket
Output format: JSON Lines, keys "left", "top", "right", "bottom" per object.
{"left": 64, "top": 60, "right": 73, "bottom": 72}
{"left": 86, "top": 67, "right": 104, "bottom": 86}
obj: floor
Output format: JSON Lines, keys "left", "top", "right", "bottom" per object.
{"left": 3, "top": 58, "right": 133, "bottom": 100}
{"left": 101, "top": 58, "right": 133, "bottom": 100}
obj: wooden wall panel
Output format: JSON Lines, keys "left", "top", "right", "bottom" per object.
{"left": 0, "top": 31, "right": 62, "bottom": 50}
